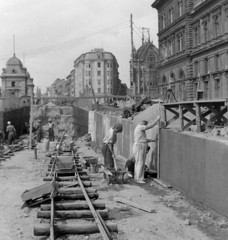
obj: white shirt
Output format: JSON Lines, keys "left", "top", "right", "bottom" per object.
{"left": 103, "top": 128, "right": 117, "bottom": 144}
{"left": 134, "top": 124, "right": 147, "bottom": 143}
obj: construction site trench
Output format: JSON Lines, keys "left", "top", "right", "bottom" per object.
{"left": 0, "top": 104, "right": 228, "bottom": 240}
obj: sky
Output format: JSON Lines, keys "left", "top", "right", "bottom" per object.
{"left": 0, "top": 0, "right": 158, "bottom": 93}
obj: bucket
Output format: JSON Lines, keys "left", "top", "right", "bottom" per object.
{"left": 90, "top": 164, "right": 99, "bottom": 173}
{"left": 44, "top": 139, "right": 50, "bottom": 152}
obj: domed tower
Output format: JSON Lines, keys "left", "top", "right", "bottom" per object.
{"left": 1, "top": 54, "right": 34, "bottom": 98}
{"left": 130, "top": 40, "right": 159, "bottom": 97}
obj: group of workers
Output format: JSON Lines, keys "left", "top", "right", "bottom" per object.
{"left": 0, "top": 119, "right": 55, "bottom": 146}
{"left": 102, "top": 115, "right": 160, "bottom": 184}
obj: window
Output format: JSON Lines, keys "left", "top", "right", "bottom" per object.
{"left": 214, "top": 15, "right": 219, "bottom": 37}
{"left": 203, "top": 22, "right": 208, "bottom": 42}
{"left": 107, "top": 71, "right": 109, "bottom": 76}
{"left": 12, "top": 82, "right": 15, "bottom": 87}
{"left": 168, "top": 39, "right": 174, "bottom": 56}
{"left": 215, "top": 54, "right": 220, "bottom": 71}
{"left": 88, "top": 62, "right": 91, "bottom": 68}
{"left": 194, "top": 61, "right": 198, "bottom": 77}
{"left": 194, "top": 27, "right": 198, "bottom": 47}
{"left": 225, "top": 8, "right": 228, "bottom": 32}
{"left": 170, "top": 73, "right": 175, "bottom": 82}
{"left": 107, "top": 62, "right": 109, "bottom": 68}
{"left": 204, "top": 81, "right": 209, "bottom": 99}
{"left": 204, "top": 58, "right": 209, "bottom": 74}
{"left": 179, "top": 70, "right": 185, "bottom": 80}
{"left": 12, "top": 69, "right": 16, "bottom": 73}
{"left": 149, "top": 54, "right": 155, "bottom": 62}
{"left": 178, "top": 1, "right": 183, "bottom": 17}
{"left": 97, "top": 71, "right": 101, "bottom": 76}
{"left": 110, "top": 63, "right": 112, "bottom": 68}
{"left": 215, "top": 79, "right": 220, "bottom": 98}
{"left": 162, "top": 14, "right": 166, "bottom": 29}
{"left": 170, "top": 8, "right": 174, "bottom": 23}
{"left": 98, "top": 88, "right": 101, "bottom": 93}
{"left": 88, "top": 71, "right": 91, "bottom": 76}
{"left": 177, "top": 33, "right": 183, "bottom": 52}
{"left": 98, "top": 80, "right": 101, "bottom": 85}
{"left": 97, "top": 62, "right": 101, "bottom": 67}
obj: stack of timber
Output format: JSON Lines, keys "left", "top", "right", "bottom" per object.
{"left": 22, "top": 137, "right": 118, "bottom": 239}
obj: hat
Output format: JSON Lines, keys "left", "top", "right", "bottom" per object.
{"left": 7, "top": 121, "right": 11, "bottom": 125}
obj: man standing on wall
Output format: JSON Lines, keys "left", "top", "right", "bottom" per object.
{"left": 48, "top": 119, "right": 55, "bottom": 141}
{"left": 133, "top": 116, "right": 160, "bottom": 184}
{"left": 6, "top": 121, "right": 16, "bottom": 145}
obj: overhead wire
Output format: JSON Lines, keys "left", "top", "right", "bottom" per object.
{"left": 0, "top": 21, "right": 130, "bottom": 61}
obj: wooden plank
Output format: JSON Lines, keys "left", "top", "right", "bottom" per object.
{"left": 207, "top": 105, "right": 228, "bottom": 122}
{"left": 153, "top": 179, "right": 172, "bottom": 188}
{"left": 114, "top": 197, "right": 155, "bottom": 213}
{"left": 77, "top": 175, "right": 112, "bottom": 240}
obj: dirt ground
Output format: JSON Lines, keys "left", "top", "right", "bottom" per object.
{"left": 1, "top": 139, "right": 228, "bottom": 240}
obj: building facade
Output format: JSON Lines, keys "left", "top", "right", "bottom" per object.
{"left": 130, "top": 40, "right": 159, "bottom": 97}
{"left": 1, "top": 55, "right": 34, "bottom": 99}
{"left": 152, "top": 0, "right": 228, "bottom": 102}
{"left": 74, "top": 48, "right": 120, "bottom": 97}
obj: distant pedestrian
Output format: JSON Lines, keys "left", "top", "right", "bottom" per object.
{"left": 6, "top": 121, "right": 16, "bottom": 145}
{"left": 102, "top": 123, "right": 123, "bottom": 171}
{"left": 0, "top": 131, "right": 5, "bottom": 145}
{"left": 133, "top": 116, "right": 160, "bottom": 184}
{"left": 48, "top": 119, "right": 55, "bottom": 141}
{"left": 36, "top": 120, "right": 42, "bottom": 142}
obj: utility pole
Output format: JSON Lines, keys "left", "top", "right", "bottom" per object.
{"left": 130, "top": 14, "right": 135, "bottom": 95}
{"left": 29, "top": 87, "right": 34, "bottom": 150}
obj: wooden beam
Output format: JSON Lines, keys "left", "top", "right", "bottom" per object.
{"left": 40, "top": 201, "right": 105, "bottom": 211}
{"left": 34, "top": 223, "right": 118, "bottom": 236}
{"left": 37, "top": 209, "right": 108, "bottom": 219}
{"left": 195, "top": 103, "right": 201, "bottom": 132}
{"left": 50, "top": 197, "right": 55, "bottom": 240}
{"left": 179, "top": 105, "right": 184, "bottom": 131}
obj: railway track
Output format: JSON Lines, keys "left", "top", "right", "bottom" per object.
{"left": 28, "top": 136, "right": 118, "bottom": 240}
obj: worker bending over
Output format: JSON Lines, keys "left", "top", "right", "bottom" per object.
{"left": 133, "top": 116, "right": 160, "bottom": 184}
{"left": 102, "top": 123, "right": 123, "bottom": 172}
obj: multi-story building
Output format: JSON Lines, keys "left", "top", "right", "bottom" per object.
{"left": 48, "top": 78, "right": 65, "bottom": 99}
{"left": 130, "top": 40, "right": 159, "bottom": 97}
{"left": 1, "top": 54, "right": 34, "bottom": 98}
{"left": 152, "top": 0, "right": 228, "bottom": 102}
{"left": 74, "top": 48, "right": 120, "bottom": 97}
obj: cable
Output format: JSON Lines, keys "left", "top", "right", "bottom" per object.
{"left": 0, "top": 25, "right": 129, "bottom": 61}
{"left": 134, "top": 23, "right": 149, "bottom": 42}
{"left": 0, "top": 21, "right": 129, "bottom": 61}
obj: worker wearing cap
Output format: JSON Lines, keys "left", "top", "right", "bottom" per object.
{"left": 133, "top": 116, "right": 160, "bottom": 184}
{"left": 6, "top": 121, "right": 16, "bottom": 145}
{"left": 48, "top": 119, "right": 54, "bottom": 141}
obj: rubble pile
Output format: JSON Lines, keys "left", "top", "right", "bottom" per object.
{"left": 121, "top": 96, "right": 154, "bottom": 119}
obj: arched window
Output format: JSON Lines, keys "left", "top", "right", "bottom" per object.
{"left": 170, "top": 8, "right": 174, "bottom": 23}
{"left": 203, "top": 22, "right": 208, "bottom": 42}
{"left": 179, "top": 70, "right": 185, "bottom": 80}
{"left": 162, "top": 14, "right": 166, "bottom": 29}
{"left": 162, "top": 75, "right": 167, "bottom": 84}
{"left": 170, "top": 72, "right": 175, "bottom": 82}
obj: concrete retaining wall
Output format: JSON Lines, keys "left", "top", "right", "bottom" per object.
{"left": 91, "top": 111, "right": 158, "bottom": 169}
{"left": 73, "top": 106, "right": 89, "bottom": 138}
{"left": 0, "top": 106, "right": 30, "bottom": 135}
{"left": 160, "top": 129, "right": 228, "bottom": 217}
